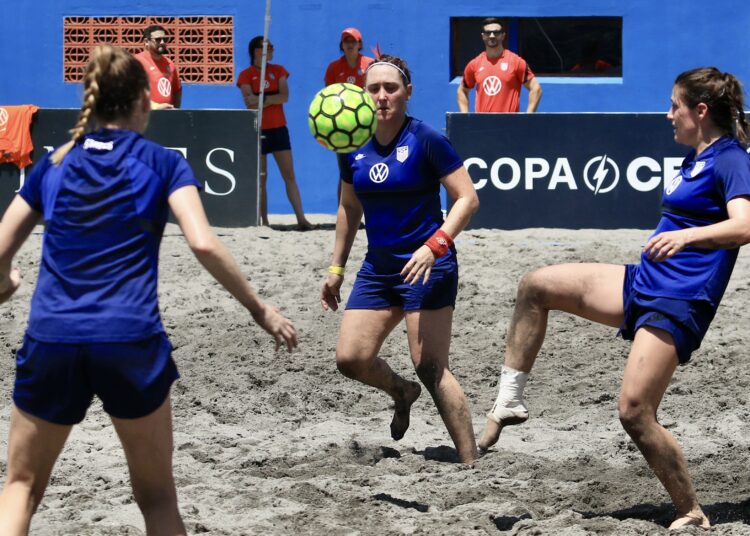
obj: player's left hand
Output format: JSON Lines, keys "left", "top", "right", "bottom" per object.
{"left": 644, "top": 230, "right": 691, "bottom": 261}
{"left": 401, "top": 245, "right": 436, "bottom": 285}
{"left": 0, "top": 268, "right": 21, "bottom": 304}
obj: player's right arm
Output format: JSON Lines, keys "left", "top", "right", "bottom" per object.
{"left": 239, "top": 84, "right": 259, "bottom": 109}
{"left": 0, "top": 196, "right": 41, "bottom": 303}
{"left": 168, "top": 185, "right": 297, "bottom": 351}
{"left": 457, "top": 81, "right": 471, "bottom": 113}
{"left": 321, "top": 181, "right": 363, "bottom": 311}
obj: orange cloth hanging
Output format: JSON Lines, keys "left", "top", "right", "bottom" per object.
{"left": 0, "top": 105, "right": 39, "bottom": 169}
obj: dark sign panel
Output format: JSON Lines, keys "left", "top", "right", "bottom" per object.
{"left": 0, "top": 109, "right": 258, "bottom": 227}
{"left": 446, "top": 113, "right": 687, "bottom": 229}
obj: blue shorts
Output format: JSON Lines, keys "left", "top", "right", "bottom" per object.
{"left": 619, "top": 264, "right": 716, "bottom": 364}
{"left": 346, "top": 258, "right": 458, "bottom": 311}
{"left": 261, "top": 126, "right": 291, "bottom": 155}
{"left": 13, "top": 333, "right": 178, "bottom": 425}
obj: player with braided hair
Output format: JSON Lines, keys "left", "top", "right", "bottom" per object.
{"left": 0, "top": 45, "right": 297, "bottom": 534}
{"left": 480, "top": 67, "right": 750, "bottom": 530}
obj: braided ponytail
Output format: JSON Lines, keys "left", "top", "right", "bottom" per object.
{"left": 51, "top": 45, "right": 148, "bottom": 165}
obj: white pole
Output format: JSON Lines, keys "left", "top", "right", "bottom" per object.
{"left": 255, "top": 0, "right": 272, "bottom": 225}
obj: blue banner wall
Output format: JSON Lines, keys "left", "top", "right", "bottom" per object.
{"left": 447, "top": 113, "right": 688, "bottom": 229}
{"left": 0, "top": 109, "right": 258, "bottom": 227}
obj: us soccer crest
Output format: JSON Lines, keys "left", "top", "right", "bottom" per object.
{"left": 396, "top": 146, "right": 409, "bottom": 162}
{"left": 690, "top": 161, "right": 706, "bottom": 177}
{"left": 501, "top": 62, "right": 509, "bottom": 71}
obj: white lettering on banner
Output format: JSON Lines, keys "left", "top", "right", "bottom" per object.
{"left": 549, "top": 158, "right": 577, "bottom": 190}
{"left": 626, "top": 157, "right": 661, "bottom": 192}
{"left": 464, "top": 157, "right": 488, "bottom": 189}
{"left": 167, "top": 146, "right": 188, "bottom": 158}
{"left": 662, "top": 158, "right": 683, "bottom": 186}
{"left": 464, "top": 156, "right": 684, "bottom": 193}
{"left": 490, "top": 158, "right": 520, "bottom": 190}
{"left": 524, "top": 158, "right": 549, "bottom": 190}
{"left": 204, "top": 148, "right": 237, "bottom": 196}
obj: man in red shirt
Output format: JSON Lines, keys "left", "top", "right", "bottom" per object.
{"left": 135, "top": 25, "right": 182, "bottom": 110}
{"left": 457, "top": 18, "right": 542, "bottom": 113}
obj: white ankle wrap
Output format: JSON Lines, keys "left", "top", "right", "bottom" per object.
{"left": 488, "top": 367, "right": 530, "bottom": 424}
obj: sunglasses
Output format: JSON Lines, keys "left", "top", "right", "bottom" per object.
{"left": 150, "top": 37, "right": 169, "bottom": 43}
{"left": 481, "top": 30, "right": 505, "bottom": 36}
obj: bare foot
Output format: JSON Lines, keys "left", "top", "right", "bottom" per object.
{"left": 668, "top": 512, "right": 710, "bottom": 531}
{"left": 296, "top": 220, "right": 314, "bottom": 231}
{"left": 390, "top": 381, "right": 421, "bottom": 441}
{"left": 478, "top": 412, "right": 528, "bottom": 452}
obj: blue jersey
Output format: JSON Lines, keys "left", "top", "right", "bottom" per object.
{"left": 342, "top": 117, "right": 463, "bottom": 273}
{"left": 19, "top": 128, "right": 202, "bottom": 342}
{"left": 634, "top": 136, "right": 750, "bottom": 305}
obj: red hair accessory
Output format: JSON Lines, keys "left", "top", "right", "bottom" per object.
{"left": 424, "top": 229, "right": 453, "bottom": 258}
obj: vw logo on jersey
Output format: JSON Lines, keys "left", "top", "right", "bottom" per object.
{"left": 483, "top": 76, "right": 502, "bottom": 96}
{"left": 157, "top": 77, "right": 172, "bottom": 97}
{"left": 665, "top": 174, "right": 682, "bottom": 195}
{"left": 690, "top": 160, "right": 706, "bottom": 178}
{"left": 346, "top": 75, "right": 356, "bottom": 84}
{"left": 369, "top": 162, "right": 389, "bottom": 183}
{"left": 583, "top": 155, "right": 620, "bottom": 195}
{"left": 0, "top": 108, "right": 8, "bottom": 129}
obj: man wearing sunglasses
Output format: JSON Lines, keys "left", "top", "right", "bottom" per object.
{"left": 135, "top": 25, "right": 182, "bottom": 110}
{"left": 457, "top": 18, "right": 542, "bottom": 113}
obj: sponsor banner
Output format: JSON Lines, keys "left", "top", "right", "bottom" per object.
{"left": 0, "top": 109, "right": 258, "bottom": 227}
{"left": 446, "top": 113, "right": 688, "bottom": 229}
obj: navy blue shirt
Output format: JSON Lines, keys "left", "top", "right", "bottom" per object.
{"left": 635, "top": 136, "right": 750, "bottom": 305}
{"left": 19, "top": 128, "right": 201, "bottom": 342}
{"left": 342, "top": 117, "right": 463, "bottom": 273}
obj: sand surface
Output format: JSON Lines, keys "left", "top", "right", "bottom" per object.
{"left": 1, "top": 215, "right": 749, "bottom": 535}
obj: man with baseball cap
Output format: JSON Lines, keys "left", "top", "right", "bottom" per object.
{"left": 457, "top": 17, "right": 542, "bottom": 113}
{"left": 324, "top": 27, "right": 375, "bottom": 201}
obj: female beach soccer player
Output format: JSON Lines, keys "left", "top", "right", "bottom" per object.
{"left": 0, "top": 45, "right": 297, "bottom": 535}
{"left": 320, "top": 54, "right": 480, "bottom": 464}
{"left": 237, "top": 36, "right": 312, "bottom": 229}
{"left": 480, "top": 67, "right": 750, "bottom": 530}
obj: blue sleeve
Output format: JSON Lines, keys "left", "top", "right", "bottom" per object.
{"left": 420, "top": 123, "right": 463, "bottom": 179}
{"left": 341, "top": 153, "right": 354, "bottom": 184}
{"left": 167, "top": 153, "right": 203, "bottom": 195}
{"left": 715, "top": 148, "right": 750, "bottom": 203}
{"left": 18, "top": 155, "right": 53, "bottom": 212}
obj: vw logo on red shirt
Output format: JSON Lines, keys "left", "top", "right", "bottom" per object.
{"left": 157, "top": 77, "right": 172, "bottom": 97}
{"left": 483, "top": 76, "right": 502, "bottom": 96}
{"left": 369, "top": 162, "right": 389, "bottom": 183}
{"left": 0, "top": 108, "right": 8, "bottom": 128}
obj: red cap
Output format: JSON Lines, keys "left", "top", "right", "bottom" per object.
{"left": 341, "top": 27, "right": 363, "bottom": 42}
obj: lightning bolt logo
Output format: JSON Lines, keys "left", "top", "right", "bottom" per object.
{"left": 583, "top": 156, "right": 620, "bottom": 195}
{"left": 592, "top": 155, "right": 610, "bottom": 195}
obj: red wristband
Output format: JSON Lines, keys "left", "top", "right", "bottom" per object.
{"left": 424, "top": 229, "right": 453, "bottom": 258}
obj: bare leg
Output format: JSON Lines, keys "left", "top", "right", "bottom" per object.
{"left": 405, "top": 308, "right": 477, "bottom": 463}
{"left": 111, "top": 396, "right": 186, "bottom": 536}
{"left": 0, "top": 406, "right": 71, "bottom": 535}
{"left": 337, "top": 308, "right": 422, "bottom": 441}
{"left": 272, "top": 150, "right": 312, "bottom": 229}
{"left": 259, "top": 154, "right": 269, "bottom": 226}
{"left": 619, "top": 327, "right": 709, "bottom": 530}
{"left": 479, "top": 263, "right": 626, "bottom": 450}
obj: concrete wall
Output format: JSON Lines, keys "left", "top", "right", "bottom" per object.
{"left": 2, "top": 0, "right": 748, "bottom": 214}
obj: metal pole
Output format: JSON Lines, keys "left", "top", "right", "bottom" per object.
{"left": 255, "top": 0, "right": 272, "bottom": 226}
